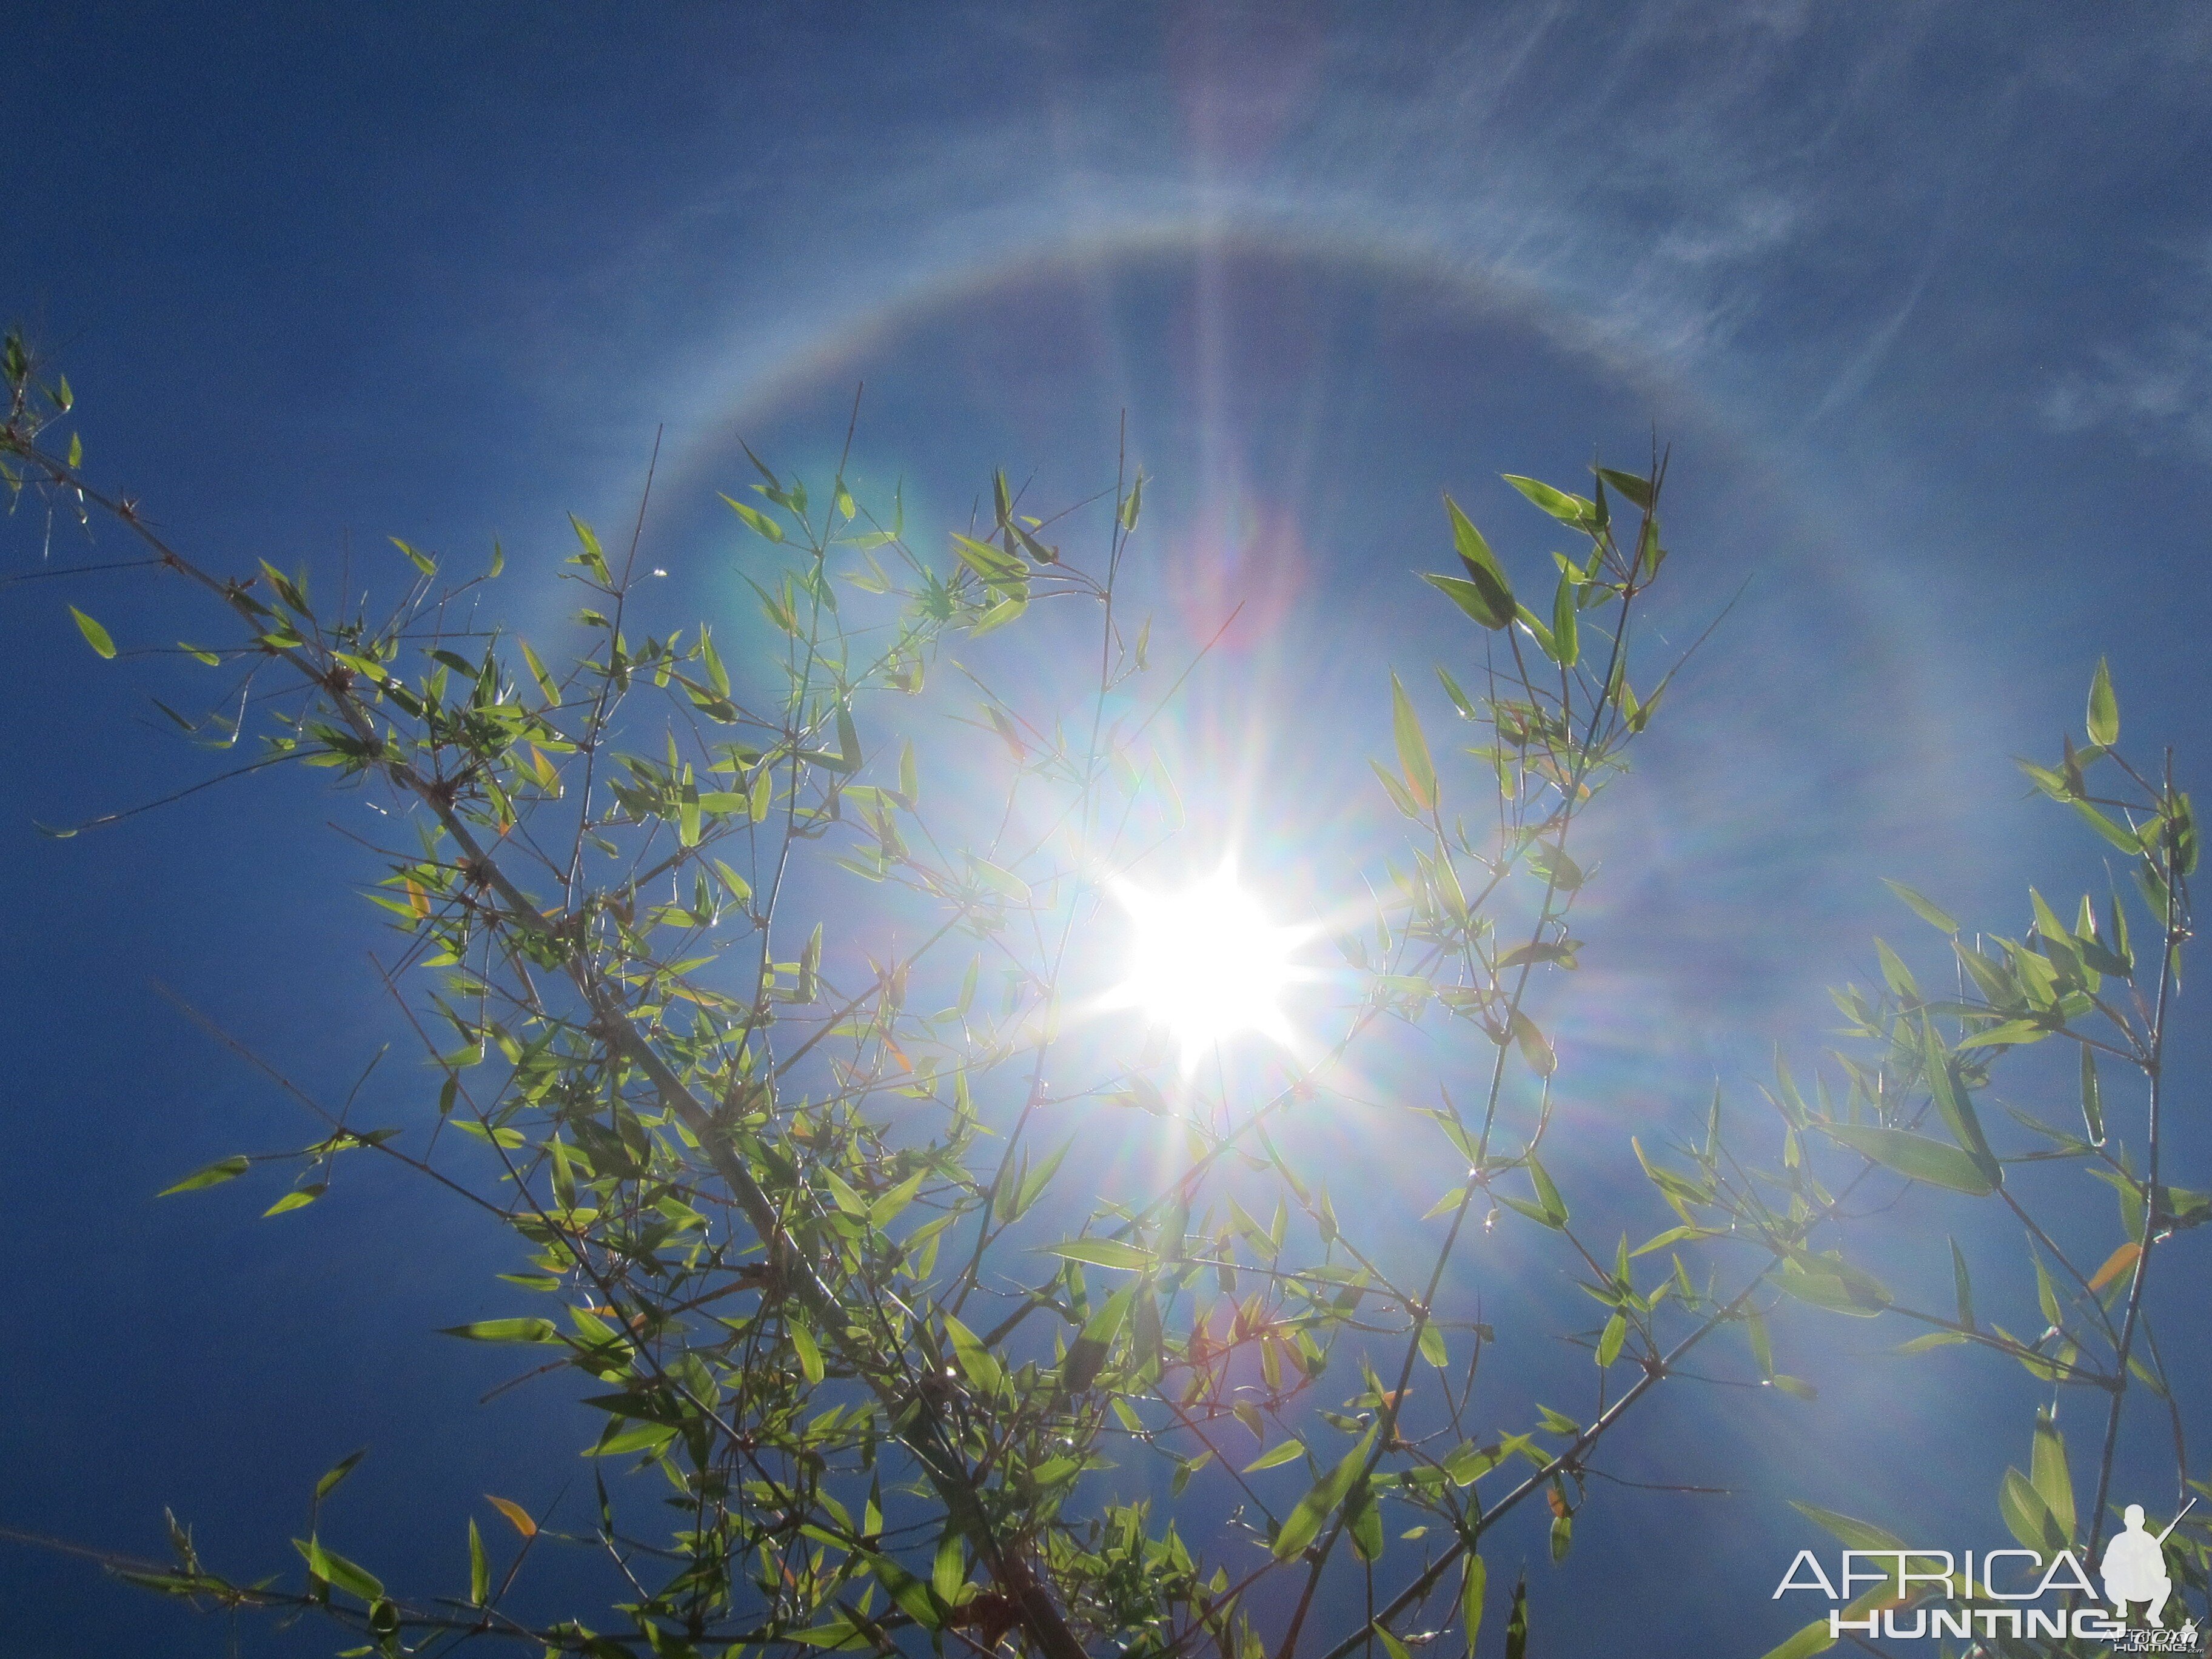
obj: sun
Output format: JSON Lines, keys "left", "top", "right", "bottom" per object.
{"left": 1104, "top": 865, "right": 1309, "bottom": 1062}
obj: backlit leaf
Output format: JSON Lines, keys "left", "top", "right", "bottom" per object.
{"left": 2087, "top": 657, "right": 2119, "bottom": 747}
{"left": 485, "top": 1495, "right": 537, "bottom": 1538}
{"left": 70, "top": 606, "right": 116, "bottom": 659}
{"left": 1390, "top": 673, "right": 1437, "bottom": 813}
{"left": 1820, "top": 1123, "right": 1994, "bottom": 1196}
{"left": 1443, "top": 495, "right": 1514, "bottom": 627}
{"left": 439, "top": 1318, "right": 560, "bottom": 1344}
{"left": 159, "top": 1155, "right": 250, "bottom": 1195}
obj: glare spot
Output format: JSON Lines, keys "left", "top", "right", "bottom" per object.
{"left": 1106, "top": 866, "right": 1307, "bottom": 1062}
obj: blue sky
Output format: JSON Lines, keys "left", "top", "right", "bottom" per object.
{"left": 4, "top": 2, "right": 2210, "bottom": 1654}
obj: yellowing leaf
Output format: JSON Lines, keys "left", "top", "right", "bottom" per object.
{"left": 2088, "top": 1241, "right": 2142, "bottom": 1293}
{"left": 484, "top": 1495, "right": 537, "bottom": 1539}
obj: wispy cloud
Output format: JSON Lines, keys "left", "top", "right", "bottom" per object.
{"left": 2040, "top": 238, "right": 2212, "bottom": 456}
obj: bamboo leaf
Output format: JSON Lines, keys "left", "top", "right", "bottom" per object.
{"left": 2087, "top": 657, "right": 2119, "bottom": 747}
{"left": 2030, "top": 1411, "right": 2076, "bottom": 1540}
{"left": 1820, "top": 1123, "right": 1994, "bottom": 1196}
{"left": 722, "top": 492, "right": 784, "bottom": 543}
{"left": 315, "top": 1448, "right": 366, "bottom": 1503}
{"left": 1043, "top": 1238, "right": 1155, "bottom": 1270}
{"left": 159, "top": 1155, "right": 250, "bottom": 1196}
{"left": 1882, "top": 879, "right": 1959, "bottom": 934}
{"left": 2088, "top": 1240, "right": 2141, "bottom": 1294}
{"left": 1273, "top": 1423, "right": 1378, "bottom": 1560}
{"left": 1390, "top": 673, "right": 1437, "bottom": 813}
{"left": 942, "top": 1315, "right": 1004, "bottom": 1395}
{"left": 70, "top": 606, "right": 116, "bottom": 659}
{"left": 1441, "top": 495, "right": 1514, "bottom": 627}
{"left": 439, "top": 1319, "right": 560, "bottom": 1344}
{"left": 468, "top": 1517, "right": 489, "bottom": 1604}
{"left": 1244, "top": 1439, "right": 1307, "bottom": 1473}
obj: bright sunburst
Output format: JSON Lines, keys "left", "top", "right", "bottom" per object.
{"left": 1104, "top": 866, "right": 1309, "bottom": 1062}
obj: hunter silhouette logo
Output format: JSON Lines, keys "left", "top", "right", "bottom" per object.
{"left": 1773, "top": 1496, "right": 2204, "bottom": 1648}
{"left": 2103, "top": 1500, "right": 2192, "bottom": 1631}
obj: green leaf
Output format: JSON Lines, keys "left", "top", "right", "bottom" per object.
{"left": 2030, "top": 1410, "right": 2076, "bottom": 1540}
{"left": 1042, "top": 1238, "right": 1154, "bottom": 1270}
{"left": 2087, "top": 657, "right": 2119, "bottom": 747}
{"left": 518, "top": 639, "right": 561, "bottom": 705}
{"left": 1922, "top": 1021, "right": 2002, "bottom": 1188}
{"left": 1954, "top": 1018, "right": 2052, "bottom": 1051}
{"left": 860, "top": 1549, "right": 939, "bottom": 1632}
{"left": 1789, "top": 1503, "right": 1905, "bottom": 1553}
{"left": 1951, "top": 1237, "right": 1975, "bottom": 1330}
{"left": 1120, "top": 472, "right": 1144, "bottom": 532}
{"left": 1390, "top": 673, "right": 1437, "bottom": 813}
{"left": 438, "top": 1318, "right": 561, "bottom": 1344}
{"left": 566, "top": 514, "right": 609, "bottom": 581}
{"left": 1595, "top": 467, "right": 1654, "bottom": 511}
{"left": 950, "top": 531, "right": 1025, "bottom": 588}
{"left": 1502, "top": 474, "right": 1593, "bottom": 525}
{"left": 2080, "top": 1047, "right": 2105, "bottom": 1144}
{"left": 1775, "top": 1253, "right": 1892, "bottom": 1317}
{"left": 1820, "top": 1123, "right": 1994, "bottom": 1196}
{"left": 159, "top": 1155, "right": 250, "bottom": 1195}
{"left": 2000, "top": 1466, "right": 2065, "bottom": 1552}
{"left": 1526, "top": 1154, "right": 1568, "bottom": 1226}
{"left": 2070, "top": 797, "right": 2140, "bottom": 852}
{"left": 1873, "top": 938, "right": 1917, "bottom": 999}
{"left": 1515, "top": 602, "right": 1561, "bottom": 665}
{"left": 468, "top": 1517, "right": 489, "bottom": 1605}
{"left": 1510, "top": 1010, "right": 1557, "bottom": 1078}
{"left": 967, "top": 857, "right": 1033, "bottom": 905}
{"left": 933, "top": 1529, "right": 966, "bottom": 1607}
{"left": 592, "top": 1420, "right": 678, "bottom": 1458}
{"left": 1461, "top": 1554, "right": 1487, "bottom": 1651}
{"left": 1423, "top": 573, "right": 1510, "bottom": 629}
{"left": 1746, "top": 1309, "right": 1774, "bottom": 1378}
{"left": 790, "top": 1321, "right": 825, "bottom": 1386}
{"left": 1244, "top": 1439, "right": 1307, "bottom": 1473}
{"left": 1370, "top": 757, "right": 1422, "bottom": 819}
{"left": 1273, "top": 1423, "right": 1378, "bottom": 1560}
{"left": 1549, "top": 570, "right": 1580, "bottom": 668}
{"left": 297, "top": 1535, "right": 384, "bottom": 1603}
{"left": 1882, "top": 879, "right": 1959, "bottom": 934}
{"left": 1442, "top": 495, "right": 1514, "bottom": 626}
{"left": 942, "top": 1315, "right": 1003, "bottom": 1395}
{"left": 315, "top": 1448, "right": 366, "bottom": 1503}
{"left": 1505, "top": 1570, "right": 1529, "bottom": 1659}
{"left": 722, "top": 492, "right": 784, "bottom": 543}
{"left": 1597, "top": 1312, "right": 1627, "bottom": 1368}
{"left": 70, "top": 606, "right": 116, "bottom": 660}
{"left": 263, "top": 1183, "right": 327, "bottom": 1216}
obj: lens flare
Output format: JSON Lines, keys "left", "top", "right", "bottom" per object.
{"left": 1105, "top": 866, "right": 1309, "bottom": 1062}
